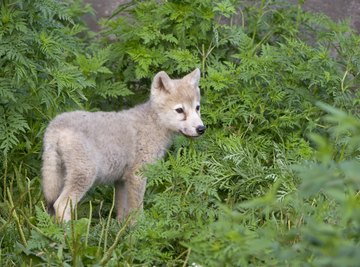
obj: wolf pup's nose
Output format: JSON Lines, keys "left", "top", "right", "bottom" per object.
{"left": 196, "top": 125, "right": 206, "bottom": 135}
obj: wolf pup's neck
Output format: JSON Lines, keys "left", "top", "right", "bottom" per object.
{"left": 132, "top": 101, "right": 174, "bottom": 146}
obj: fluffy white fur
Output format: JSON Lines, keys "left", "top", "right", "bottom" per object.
{"left": 42, "top": 69, "right": 205, "bottom": 222}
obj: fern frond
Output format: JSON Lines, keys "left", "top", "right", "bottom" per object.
{"left": 96, "top": 81, "right": 133, "bottom": 99}
{"left": 0, "top": 108, "right": 29, "bottom": 155}
{"left": 165, "top": 49, "right": 198, "bottom": 73}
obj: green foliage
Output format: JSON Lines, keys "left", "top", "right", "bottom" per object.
{"left": 186, "top": 104, "right": 360, "bottom": 266}
{"left": 0, "top": 0, "right": 93, "bottom": 166}
{"left": 1, "top": 0, "right": 360, "bottom": 266}
{"left": 101, "top": 0, "right": 243, "bottom": 85}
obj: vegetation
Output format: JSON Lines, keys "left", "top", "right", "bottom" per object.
{"left": 1, "top": 0, "right": 359, "bottom": 265}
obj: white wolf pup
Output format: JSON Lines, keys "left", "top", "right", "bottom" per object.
{"left": 42, "top": 68, "right": 206, "bottom": 222}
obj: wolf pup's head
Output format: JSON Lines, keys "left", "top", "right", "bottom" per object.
{"left": 150, "top": 68, "right": 206, "bottom": 137}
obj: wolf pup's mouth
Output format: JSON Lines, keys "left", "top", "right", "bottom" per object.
{"left": 179, "top": 130, "right": 200, "bottom": 138}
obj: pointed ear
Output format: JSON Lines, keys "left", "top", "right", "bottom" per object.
{"left": 151, "top": 71, "right": 173, "bottom": 93}
{"left": 184, "top": 68, "right": 201, "bottom": 87}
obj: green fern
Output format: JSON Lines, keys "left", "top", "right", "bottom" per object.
{"left": 1, "top": 0, "right": 360, "bottom": 266}
{"left": 0, "top": 0, "right": 96, "bottom": 161}
{"left": 0, "top": 108, "right": 29, "bottom": 155}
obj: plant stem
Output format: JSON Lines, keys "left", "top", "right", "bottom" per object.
{"left": 182, "top": 248, "right": 191, "bottom": 267}
{"left": 103, "top": 187, "right": 116, "bottom": 252}
{"left": 3, "top": 158, "right": 7, "bottom": 200}
{"left": 341, "top": 69, "right": 349, "bottom": 92}
{"left": 99, "top": 216, "right": 131, "bottom": 266}
{"left": 85, "top": 201, "right": 93, "bottom": 247}
{"left": 7, "top": 187, "right": 27, "bottom": 247}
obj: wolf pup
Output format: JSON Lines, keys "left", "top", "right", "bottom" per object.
{"left": 42, "top": 68, "right": 205, "bottom": 222}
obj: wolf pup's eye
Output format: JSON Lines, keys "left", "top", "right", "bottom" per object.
{"left": 175, "top": 107, "right": 184, "bottom": 114}
{"left": 196, "top": 105, "right": 200, "bottom": 111}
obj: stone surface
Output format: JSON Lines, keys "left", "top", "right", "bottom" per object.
{"left": 300, "top": 0, "right": 360, "bottom": 32}
{"left": 83, "top": 0, "right": 129, "bottom": 31}
{"left": 83, "top": 0, "right": 360, "bottom": 33}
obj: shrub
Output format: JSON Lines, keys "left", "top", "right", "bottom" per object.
{"left": 1, "top": 0, "right": 359, "bottom": 266}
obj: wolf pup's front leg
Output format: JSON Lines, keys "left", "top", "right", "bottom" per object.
{"left": 116, "top": 173, "right": 147, "bottom": 223}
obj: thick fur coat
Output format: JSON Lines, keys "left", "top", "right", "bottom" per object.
{"left": 42, "top": 69, "right": 205, "bottom": 221}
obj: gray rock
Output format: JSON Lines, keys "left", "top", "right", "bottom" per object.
{"left": 83, "top": 0, "right": 129, "bottom": 31}
{"left": 83, "top": 0, "right": 360, "bottom": 33}
{"left": 301, "top": 0, "right": 360, "bottom": 33}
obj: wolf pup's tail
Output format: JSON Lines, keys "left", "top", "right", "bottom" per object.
{"left": 41, "top": 133, "right": 64, "bottom": 215}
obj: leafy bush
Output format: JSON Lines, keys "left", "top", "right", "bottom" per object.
{"left": 186, "top": 103, "right": 360, "bottom": 266}
{"left": 0, "top": 0, "right": 89, "bottom": 158}
{"left": 1, "top": 0, "right": 360, "bottom": 266}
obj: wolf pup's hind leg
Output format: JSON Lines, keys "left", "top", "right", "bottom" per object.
{"left": 115, "top": 180, "right": 128, "bottom": 221}
{"left": 52, "top": 129, "right": 97, "bottom": 222}
{"left": 123, "top": 173, "right": 147, "bottom": 223}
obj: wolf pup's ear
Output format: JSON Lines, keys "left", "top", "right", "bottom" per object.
{"left": 185, "top": 68, "right": 201, "bottom": 87}
{"left": 152, "top": 71, "right": 173, "bottom": 93}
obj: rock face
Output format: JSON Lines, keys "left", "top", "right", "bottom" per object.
{"left": 83, "top": 0, "right": 130, "bottom": 31}
{"left": 83, "top": 0, "right": 360, "bottom": 33}
{"left": 301, "top": 0, "right": 360, "bottom": 33}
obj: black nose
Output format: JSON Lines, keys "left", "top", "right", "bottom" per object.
{"left": 196, "top": 125, "right": 206, "bottom": 135}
